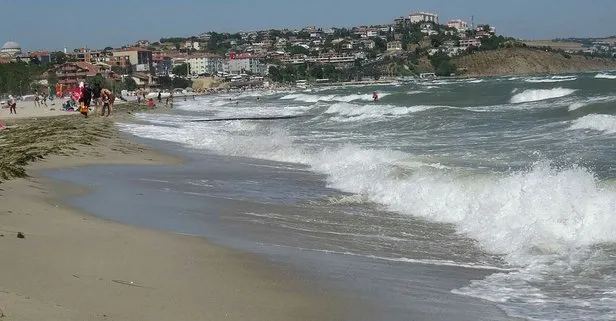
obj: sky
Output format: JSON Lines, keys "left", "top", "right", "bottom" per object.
{"left": 1, "top": 0, "right": 615, "bottom": 51}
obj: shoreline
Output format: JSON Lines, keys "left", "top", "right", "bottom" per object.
{"left": 0, "top": 110, "right": 358, "bottom": 320}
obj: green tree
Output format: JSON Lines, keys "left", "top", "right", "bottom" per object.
{"left": 47, "top": 70, "right": 58, "bottom": 87}
{"left": 88, "top": 73, "right": 105, "bottom": 87}
{"left": 172, "top": 77, "right": 192, "bottom": 89}
{"left": 123, "top": 77, "right": 138, "bottom": 91}
{"left": 373, "top": 37, "right": 387, "bottom": 52}
{"left": 172, "top": 63, "right": 188, "bottom": 76}
{"left": 429, "top": 52, "right": 457, "bottom": 76}
{"left": 55, "top": 51, "right": 67, "bottom": 65}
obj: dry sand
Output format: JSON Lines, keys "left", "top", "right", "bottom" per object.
{"left": 0, "top": 100, "right": 80, "bottom": 121}
{"left": 0, "top": 108, "right": 357, "bottom": 320}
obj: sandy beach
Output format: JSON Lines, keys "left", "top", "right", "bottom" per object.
{"left": 0, "top": 108, "right": 355, "bottom": 320}
{"left": 0, "top": 99, "right": 81, "bottom": 121}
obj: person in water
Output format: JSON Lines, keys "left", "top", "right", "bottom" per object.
{"left": 372, "top": 92, "right": 379, "bottom": 101}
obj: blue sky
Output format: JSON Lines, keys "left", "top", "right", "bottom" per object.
{"left": 1, "top": 0, "right": 614, "bottom": 51}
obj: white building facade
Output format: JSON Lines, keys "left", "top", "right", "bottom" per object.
{"left": 447, "top": 19, "right": 468, "bottom": 31}
{"left": 223, "top": 57, "right": 267, "bottom": 75}
{"left": 187, "top": 55, "right": 224, "bottom": 76}
{"left": 410, "top": 12, "right": 439, "bottom": 24}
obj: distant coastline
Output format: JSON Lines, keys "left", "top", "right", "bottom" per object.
{"left": 454, "top": 47, "right": 616, "bottom": 77}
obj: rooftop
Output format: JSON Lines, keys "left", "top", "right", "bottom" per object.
{"left": 2, "top": 41, "right": 21, "bottom": 50}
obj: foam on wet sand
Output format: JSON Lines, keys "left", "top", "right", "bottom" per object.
{"left": 0, "top": 107, "right": 356, "bottom": 321}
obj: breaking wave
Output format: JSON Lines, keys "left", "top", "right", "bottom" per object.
{"left": 510, "top": 88, "right": 576, "bottom": 104}
{"left": 595, "top": 73, "right": 616, "bottom": 79}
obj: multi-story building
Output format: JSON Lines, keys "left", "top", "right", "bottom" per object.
{"left": 47, "top": 62, "right": 110, "bottom": 88}
{"left": 447, "top": 19, "right": 468, "bottom": 31}
{"left": 459, "top": 38, "right": 482, "bottom": 48}
{"left": 29, "top": 51, "right": 56, "bottom": 64}
{"left": 112, "top": 47, "right": 153, "bottom": 72}
{"left": 410, "top": 12, "right": 439, "bottom": 24}
{"left": 72, "top": 48, "right": 110, "bottom": 64}
{"left": 387, "top": 41, "right": 403, "bottom": 51}
{"left": 223, "top": 54, "right": 266, "bottom": 75}
{"left": 187, "top": 54, "right": 224, "bottom": 76}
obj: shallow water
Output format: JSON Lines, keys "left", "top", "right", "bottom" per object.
{"left": 64, "top": 72, "right": 616, "bottom": 320}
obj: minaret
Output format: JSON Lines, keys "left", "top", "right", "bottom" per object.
{"left": 471, "top": 16, "right": 475, "bottom": 29}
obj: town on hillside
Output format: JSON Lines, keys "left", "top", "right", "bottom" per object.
{"left": 1, "top": 10, "right": 615, "bottom": 96}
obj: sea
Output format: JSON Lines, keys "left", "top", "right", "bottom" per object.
{"left": 51, "top": 71, "right": 616, "bottom": 320}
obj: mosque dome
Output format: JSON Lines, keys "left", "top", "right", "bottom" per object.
{"left": 1, "top": 41, "right": 22, "bottom": 55}
{"left": 2, "top": 41, "right": 20, "bottom": 50}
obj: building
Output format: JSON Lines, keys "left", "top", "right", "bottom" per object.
{"left": 223, "top": 54, "right": 266, "bottom": 75}
{"left": 410, "top": 12, "right": 438, "bottom": 24}
{"left": 459, "top": 38, "right": 482, "bottom": 48}
{"left": 72, "top": 48, "right": 109, "bottom": 64}
{"left": 447, "top": 19, "right": 468, "bottom": 31}
{"left": 112, "top": 47, "right": 153, "bottom": 72}
{"left": 129, "top": 72, "right": 155, "bottom": 88}
{"left": 136, "top": 40, "right": 150, "bottom": 47}
{"left": 187, "top": 54, "right": 224, "bottom": 76}
{"left": 387, "top": 41, "right": 403, "bottom": 51}
{"left": 1, "top": 41, "right": 22, "bottom": 56}
{"left": 29, "top": 51, "right": 56, "bottom": 64}
{"left": 362, "top": 39, "right": 376, "bottom": 50}
{"left": 47, "top": 62, "right": 106, "bottom": 88}
{"left": 184, "top": 40, "right": 201, "bottom": 51}
{"left": 476, "top": 24, "right": 497, "bottom": 34}
{"left": 0, "top": 41, "right": 22, "bottom": 63}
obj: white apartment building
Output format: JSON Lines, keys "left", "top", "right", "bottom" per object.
{"left": 459, "top": 38, "right": 482, "bottom": 48}
{"left": 187, "top": 55, "right": 224, "bottom": 76}
{"left": 223, "top": 57, "right": 267, "bottom": 75}
{"left": 410, "top": 12, "right": 439, "bottom": 24}
{"left": 447, "top": 19, "right": 468, "bottom": 31}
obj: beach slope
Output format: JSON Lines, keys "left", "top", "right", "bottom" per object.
{"left": 0, "top": 114, "right": 353, "bottom": 321}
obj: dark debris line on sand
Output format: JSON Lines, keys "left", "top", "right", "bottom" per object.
{"left": 0, "top": 103, "right": 156, "bottom": 183}
{"left": 0, "top": 116, "right": 114, "bottom": 183}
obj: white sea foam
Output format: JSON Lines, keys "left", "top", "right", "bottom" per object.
{"left": 525, "top": 76, "right": 577, "bottom": 83}
{"left": 119, "top": 94, "right": 616, "bottom": 321}
{"left": 570, "top": 114, "right": 616, "bottom": 134}
{"left": 568, "top": 96, "right": 616, "bottom": 111}
{"left": 280, "top": 92, "right": 390, "bottom": 103}
{"left": 406, "top": 90, "right": 424, "bottom": 95}
{"left": 323, "top": 102, "right": 440, "bottom": 121}
{"left": 119, "top": 118, "right": 616, "bottom": 267}
{"left": 285, "top": 247, "right": 515, "bottom": 271}
{"left": 595, "top": 73, "right": 616, "bottom": 79}
{"left": 510, "top": 88, "right": 576, "bottom": 104}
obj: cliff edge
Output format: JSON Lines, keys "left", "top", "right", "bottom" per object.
{"left": 454, "top": 47, "right": 616, "bottom": 76}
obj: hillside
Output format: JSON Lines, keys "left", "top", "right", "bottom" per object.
{"left": 454, "top": 47, "right": 616, "bottom": 76}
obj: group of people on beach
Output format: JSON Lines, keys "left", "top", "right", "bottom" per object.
{"left": 73, "top": 83, "right": 115, "bottom": 118}
{"left": 33, "top": 94, "right": 49, "bottom": 107}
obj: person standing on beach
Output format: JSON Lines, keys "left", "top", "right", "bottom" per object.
{"left": 34, "top": 94, "right": 40, "bottom": 107}
{"left": 8, "top": 96, "right": 16, "bottom": 114}
{"left": 157, "top": 91, "right": 162, "bottom": 103}
{"left": 92, "top": 84, "right": 102, "bottom": 116}
{"left": 100, "top": 88, "right": 115, "bottom": 117}
{"left": 79, "top": 84, "right": 92, "bottom": 118}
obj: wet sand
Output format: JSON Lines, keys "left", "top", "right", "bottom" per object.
{"left": 0, "top": 107, "right": 356, "bottom": 321}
